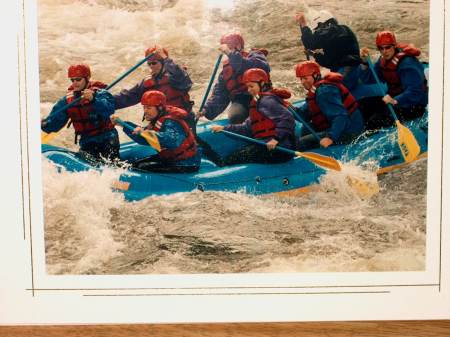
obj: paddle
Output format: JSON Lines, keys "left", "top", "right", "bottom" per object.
{"left": 195, "top": 54, "right": 223, "bottom": 122}
{"left": 366, "top": 58, "right": 420, "bottom": 163}
{"left": 286, "top": 105, "right": 322, "bottom": 141}
{"left": 114, "top": 117, "right": 161, "bottom": 152}
{"left": 218, "top": 129, "right": 341, "bottom": 171}
{"left": 41, "top": 52, "right": 156, "bottom": 144}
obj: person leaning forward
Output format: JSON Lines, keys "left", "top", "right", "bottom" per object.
{"left": 197, "top": 32, "right": 271, "bottom": 124}
{"left": 41, "top": 64, "right": 119, "bottom": 163}
{"left": 210, "top": 68, "right": 295, "bottom": 166}
{"left": 293, "top": 61, "right": 364, "bottom": 151}
{"left": 111, "top": 90, "right": 200, "bottom": 173}
{"left": 294, "top": 10, "right": 362, "bottom": 90}
{"left": 113, "top": 45, "right": 195, "bottom": 129}
{"left": 358, "top": 30, "right": 428, "bottom": 130}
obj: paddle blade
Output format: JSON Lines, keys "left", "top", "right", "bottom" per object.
{"left": 140, "top": 130, "right": 161, "bottom": 152}
{"left": 294, "top": 151, "right": 342, "bottom": 171}
{"left": 41, "top": 131, "right": 56, "bottom": 144}
{"left": 396, "top": 120, "right": 420, "bottom": 163}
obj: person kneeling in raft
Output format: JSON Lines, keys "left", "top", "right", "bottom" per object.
{"left": 111, "top": 90, "right": 200, "bottom": 173}
{"left": 293, "top": 60, "right": 364, "bottom": 151}
{"left": 210, "top": 68, "right": 296, "bottom": 166}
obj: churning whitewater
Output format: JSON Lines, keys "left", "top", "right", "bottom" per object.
{"left": 39, "top": 0, "right": 429, "bottom": 274}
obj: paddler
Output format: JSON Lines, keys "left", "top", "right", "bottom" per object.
{"left": 358, "top": 30, "right": 428, "bottom": 129}
{"left": 197, "top": 32, "right": 271, "bottom": 124}
{"left": 41, "top": 63, "right": 119, "bottom": 162}
{"left": 111, "top": 90, "right": 200, "bottom": 172}
{"left": 293, "top": 60, "right": 364, "bottom": 150}
{"left": 210, "top": 68, "right": 296, "bottom": 165}
{"left": 113, "top": 45, "right": 195, "bottom": 129}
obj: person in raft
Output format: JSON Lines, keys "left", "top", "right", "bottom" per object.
{"left": 294, "top": 10, "right": 362, "bottom": 90}
{"left": 293, "top": 60, "right": 364, "bottom": 151}
{"left": 358, "top": 30, "right": 428, "bottom": 129}
{"left": 111, "top": 90, "right": 200, "bottom": 173}
{"left": 197, "top": 32, "right": 271, "bottom": 124}
{"left": 41, "top": 63, "right": 119, "bottom": 163}
{"left": 210, "top": 68, "right": 296, "bottom": 166}
{"left": 113, "top": 45, "right": 195, "bottom": 129}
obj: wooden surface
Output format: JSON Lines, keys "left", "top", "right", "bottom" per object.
{"left": 1, "top": 321, "right": 450, "bottom": 337}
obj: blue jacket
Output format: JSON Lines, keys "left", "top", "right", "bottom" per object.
{"left": 358, "top": 56, "right": 428, "bottom": 108}
{"left": 114, "top": 58, "right": 193, "bottom": 110}
{"left": 296, "top": 84, "right": 364, "bottom": 142}
{"left": 225, "top": 94, "right": 296, "bottom": 149}
{"left": 204, "top": 50, "right": 270, "bottom": 120}
{"left": 41, "top": 89, "right": 117, "bottom": 147}
{"left": 122, "top": 120, "right": 201, "bottom": 167}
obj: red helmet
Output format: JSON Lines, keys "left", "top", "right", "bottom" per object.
{"left": 220, "top": 33, "right": 244, "bottom": 50}
{"left": 141, "top": 90, "right": 166, "bottom": 107}
{"left": 242, "top": 68, "right": 269, "bottom": 83}
{"left": 295, "top": 61, "right": 321, "bottom": 77}
{"left": 144, "top": 46, "right": 169, "bottom": 62}
{"left": 376, "top": 31, "right": 397, "bottom": 47}
{"left": 67, "top": 64, "right": 91, "bottom": 78}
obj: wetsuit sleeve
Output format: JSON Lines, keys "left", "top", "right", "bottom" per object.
{"left": 300, "top": 26, "right": 320, "bottom": 50}
{"left": 394, "top": 58, "right": 427, "bottom": 108}
{"left": 93, "top": 89, "right": 116, "bottom": 119}
{"left": 41, "top": 97, "right": 70, "bottom": 133}
{"left": 224, "top": 118, "right": 252, "bottom": 137}
{"left": 203, "top": 72, "right": 231, "bottom": 120}
{"left": 164, "top": 58, "right": 193, "bottom": 91}
{"left": 227, "top": 50, "right": 270, "bottom": 74}
{"left": 258, "top": 96, "right": 295, "bottom": 141}
{"left": 119, "top": 121, "right": 147, "bottom": 145}
{"left": 156, "top": 119, "right": 185, "bottom": 149}
{"left": 316, "top": 85, "right": 352, "bottom": 142}
{"left": 113, "top": 80, "right": 146, "bottom": 110}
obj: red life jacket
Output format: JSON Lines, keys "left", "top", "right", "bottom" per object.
{"left": 306, "top": 72, "right": 358, "bottom": 131}
{"left": 380, "top": 44, "right": 423, "bottom": 96}
{"left": 147, "top": 105, "right": 197, "bottom": 162}
{"left": 143, "top": 72, "right": 192, "bottom": 111}
{"left": 65, "top": 81, "right": 114, "bottom": 141}
{"left": 249, "top": 88, "right": 291, "bottom": 139}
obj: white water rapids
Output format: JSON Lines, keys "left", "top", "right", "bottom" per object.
{"left": 38, "top": 0, "right": 429, "bottom": 274}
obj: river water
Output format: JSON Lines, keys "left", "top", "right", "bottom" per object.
{"left": 38, "top": 0, "right": 429, "bottom": 274}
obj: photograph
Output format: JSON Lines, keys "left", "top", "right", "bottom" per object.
{"left": 37, "top": 0, "right": 431, "bottom": 276}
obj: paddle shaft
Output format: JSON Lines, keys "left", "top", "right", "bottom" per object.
{"left": 287, "top": 105, "right": 321, "bottom": 142}
{"left": 366, "top": 58, "right": 399, "bottom": 121}
{"left": 114, "top": 117, "right": 136, "bottom": 133}
{"left": 197, "top": 54, "right": 224, "bottom": 115}
{"left": 221, "top": 130, "right": 296, "bottom": 156}
{"left": 47, "top": 52, "right": 156, "bottom": 117}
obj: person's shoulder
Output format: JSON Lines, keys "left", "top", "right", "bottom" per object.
{"left": 317, "top": 82, "right": 340, "bottom": 95}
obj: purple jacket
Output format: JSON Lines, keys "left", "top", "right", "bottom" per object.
{"left": 204, "top": 50, "right": 270, "bottom": 120}
{"left": 113, "top": 58, "right": 193, "bottom": 110}
{"left": 225, "top": 94, "right": 295, "bottom": 149}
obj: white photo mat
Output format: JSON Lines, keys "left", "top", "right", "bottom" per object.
{"left": 0, "top": 0, "right": 449, "bottom": 324}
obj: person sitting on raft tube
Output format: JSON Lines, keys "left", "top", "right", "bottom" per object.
{"left": 294, "top": 10, "right": 362, "bottom": 90}
{"left": 358, "top": 30, "right": 428, "bottom": 129}
{"left": 197, "top": 32, "right": 271, "bottom": 124}
{"left": 111, "top": 90, "right": 200, "bottom": 173}
{"left": 210, "top": 68, "right": 296, "bottom": 166}
{"left": 293, "top": 60, "right": 364, "bottom": 151}
{"left": 113, "top": 45, "right": 195, "bottom": 129}
{"left": 41, "top": 64, "right": 119, "bottom": 162}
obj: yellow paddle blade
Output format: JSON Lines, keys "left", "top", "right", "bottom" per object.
{"left": 140, "top": 130, "right": 161, "bottom": 152}
{"left": 41, "top": 131, "right": 57, "bottom": 144}
{"left": 294, "top": 151, "right": 342, "bottom": 171}
{"left": 396, "top": 120, "right": 420, "bottom": 163}
{"left": 346, "top": 175, "right": 380, "bottom": 198}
